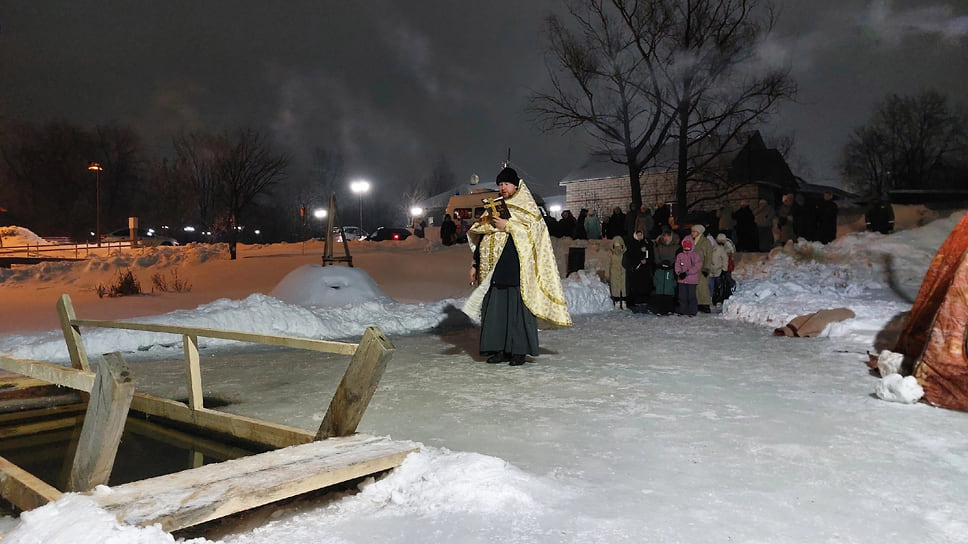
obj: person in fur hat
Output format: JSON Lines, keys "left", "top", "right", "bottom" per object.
{"left": 464, "top": 166, "right": 571, "bottom": 366}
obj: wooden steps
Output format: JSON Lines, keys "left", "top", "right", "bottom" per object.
{"left": 88, "top": 433, "right": 417, "bottom": 532}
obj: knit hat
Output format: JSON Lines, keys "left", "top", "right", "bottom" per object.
{"left": 716, "top": 233, "right": 728, "bottom": 243}
{"left": 691, "top": 224, "right": 705, "bottom": 235}
{"left": 496, "top": 167, "right": 519, "bottom": 185}
{"left": 682, "top": 236, "right": 694, "bottom": 250}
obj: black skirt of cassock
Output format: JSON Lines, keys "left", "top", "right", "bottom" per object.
{"left": 479, "top": 285, "right": 539, "bottom": 356}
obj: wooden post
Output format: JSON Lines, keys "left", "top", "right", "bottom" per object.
{"left": 316, "top": 327, "right": 394, "bottom": 439}
{"left": 68, "top": 352, "right": 136, "bottom": 492}
{"left": 56, "top": 294, "right": 90, "bottom": 371}
{"left": 183, "top": 334, "right": 204, "bottom": 410}
{"left": 321, "top": 192, "right": 354, "bottom": 267}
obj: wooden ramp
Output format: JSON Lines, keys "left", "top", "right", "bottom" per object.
{"left": 89, "top": 434, "right": 417, "bottom": 532}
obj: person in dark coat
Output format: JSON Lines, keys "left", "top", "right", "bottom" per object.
{"left": 816, "top": 192, "right": 838, "bottom": 244}
{"left": 651, "top": 200, "right": 671, "bottom": 239}
{"left": 440, "top": 214, "right": 457, "bottom": 246}
{"left": 604, "top": 206, "right": 626, "bottom": 239}
{"left": 732, "top": 201, "right": 757, "bottom": 252}
{"left": 623, "top": 203, "right": 639, "bottom": 240}
{"left": 574, "top": 209, "right": 589, "bottom": 239}
{"left": 557, "top": 210, "right": 577, "bottom": 239}
{"left": 866, "top": 198, "right": 895, "bottom": 234}
{"left": 624, "top": 229, "right": 654, "bottom": 310}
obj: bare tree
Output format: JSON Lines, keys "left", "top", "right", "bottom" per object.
{"left": 840, "top": 91, "right": 968, "bottom": 197}
{"left": 530, "top": 0, "right": 676, "bottom": 210}
{"left": 173, "top": 129, "right": 288, "bottom": 259}
{"left": 663, "top": 0, "right": 795, "bottom": 218}
{"left": 530, "top": 0, "right": 795, "bottom": 219}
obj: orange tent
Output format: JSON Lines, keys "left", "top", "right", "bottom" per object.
{"left": 893, "top": 211, "right": 968, "bottom": 411}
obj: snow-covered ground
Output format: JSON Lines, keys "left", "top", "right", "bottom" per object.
{"left": 1, "top": 211, "right": 967, "bottom": 543}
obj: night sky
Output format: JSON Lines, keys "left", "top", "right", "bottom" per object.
{"left": 2, "top": 0, "right": 966, "bottom": 202}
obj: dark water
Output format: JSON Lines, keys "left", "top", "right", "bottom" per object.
{"left": 0, "top": 407, "right": 269, "bottom": 494}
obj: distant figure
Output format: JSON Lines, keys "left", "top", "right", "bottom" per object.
{"left": 634, "top": 205, "right": 653, "bottom": 239}
{"left": 866, "top": 198, "right": 895, "bottom": 234}
{"left": 543, "top": 212, "right": 559, "bottom": 238}
{"left": 414, "top": 217, "right": 427, "bottom": 238}
{"left": 605, "top": 206, "right": 626, "bottom": 239}
{"left": 584, "top": 209, "right": 602, "bottom": 239}
{"left": 624, "top": 229, "right": 653, "bottom": 309}
{"left": 574, "top": 209, "right": 589, "bottom": 239}
{"left": 440, "top": 214, "right": 457, "bottom": 246}
{"left": 623, "top": 202, "right": 639, "bottom": 239}
{"left": 675, "top": 236, "right": 703, "bottom": 316}
{"left": 650, "top": 226, "right": 679, "bottom": 315}
{"left": 816, "top": 192, "right": 838, "bottom": 244}
{"left": 558, "top": 210, "right": 577, "bottom": 239}
{"left": 691, "top": 224, "right": 713, "bottom": 313}
{"left": 651, "top": 200, "right": 671, "bottom": 239}
{"left": 753, "top": 199, "right": 775, "bottom": 251}
{"left": 732, "top": 201, "right": 757, "bottom": 252}
{"left": 715, "top": 233, "right": 737, "bottom": 304}
{"left": 717, "top": 203, "right": 736, "bottom": 240}
{"left": 774, "top": 193, "right": 795, "bottom": 246}
{"left": 607, "top": 235, "right": 628, "bottom": 310}
{"left": 709, "top": 233, "right": 730, "bottom": 307}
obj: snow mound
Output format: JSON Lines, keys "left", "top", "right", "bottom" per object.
{"left": 271, "top": 265, "right": 392, "bottom": 307}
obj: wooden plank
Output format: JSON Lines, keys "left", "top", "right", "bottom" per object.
{"left": 317, "top": 327, "right": 395, "bottom": 439}
{"left": 69, "top": 353, "right": 136, "bottom": 492}
{"left": 0, "top": 455, "right": 63, "bottom": 511}
{"left": 124, "top": 417, "right": 257, "bottom": 462}
{"left": 69, "top": 319, "right": 359, "bottom": 355}
{"left": 0, "top": 354, "right": 96, "bottom": 392}
{"left": 129, "top": 393, "right": 315, "bottom": 449}
{"left": 0, "top": 354, "right": 313, "bottom": 449}
{"left": 183, "top": 335, "right": 203, "bottom": 410}
{"left": 57, "top": 295, "right": 90, "bottom": 371}
{"left": 0, "top": 414, "right": 83, "bottom": 439}
{"left": 89, "top": 434, "right": 418, "bottom": 532}
{"left": 0, "top": 403, "right": 86, "bottom": 425}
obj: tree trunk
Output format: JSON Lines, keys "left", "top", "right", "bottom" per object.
{"left": 675, "top": 99, "right": 690, "bottom": 224}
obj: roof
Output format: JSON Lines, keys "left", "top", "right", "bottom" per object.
{"left": 414, "top": 183, "right": 499, "bottom": 210}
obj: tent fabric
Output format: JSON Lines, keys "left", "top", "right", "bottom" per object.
{"left": 894, "top": 211, "right": 968, "bottom": 411}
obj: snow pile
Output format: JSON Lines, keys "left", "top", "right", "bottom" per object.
{"left": 876, "top": 374, "right": 925, "bottom": 404}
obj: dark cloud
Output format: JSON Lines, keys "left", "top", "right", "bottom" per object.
{"left": 2, "top": 0, "right": 966, "bottom": 201}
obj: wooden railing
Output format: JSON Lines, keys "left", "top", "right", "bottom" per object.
{"left": 0, "top": 293, "right": 402, "bottom": 516}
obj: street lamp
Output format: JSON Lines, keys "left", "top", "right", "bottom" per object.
{"left": 350, "top": 179, "right": 370, "bottom": 230}
{"left": 88, "top": 162, "right": 103, "bottom": 247}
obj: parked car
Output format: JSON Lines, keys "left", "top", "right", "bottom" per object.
{"left": 332, "top": 226, "right": 368, "bottom": 242}
{"left": 102, "top": 227, "right": 180, "bottom": 246}
{"left": 365, "top": 227, "right": 412, "bottom": 241}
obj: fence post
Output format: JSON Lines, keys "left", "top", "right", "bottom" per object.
{"left": 68, "top": 352, "right": 135, "bottom": 491}
{"left": 316, "top": 327, "right": 394, "bottom": 439}
{"left": 57, "top": 294, "right": 90, "bottom": 371}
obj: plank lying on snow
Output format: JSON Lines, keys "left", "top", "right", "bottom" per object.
{"left": 87, "top": 433, "right": 418, "bottom": 532}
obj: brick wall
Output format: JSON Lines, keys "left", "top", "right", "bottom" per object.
{"left": 564, "top": 171, "right": 764, "bottom": 218}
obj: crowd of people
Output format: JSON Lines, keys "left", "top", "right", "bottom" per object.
{"left": 550, "top": 192, "right": 845, "bottom": 316}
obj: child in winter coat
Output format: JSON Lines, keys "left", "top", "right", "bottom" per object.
{"left": 674, "top": 236, "right": 703, "bottom": 316}
{"left": 607, "top": 235, "right": 628, "bottom": 309}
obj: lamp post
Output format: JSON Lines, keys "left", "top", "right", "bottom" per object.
{"left": 350, "top": 179, "right": 370, "bottom": 231}
{"left": 88, "top": 162, "right": 103, "bottom": 247}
